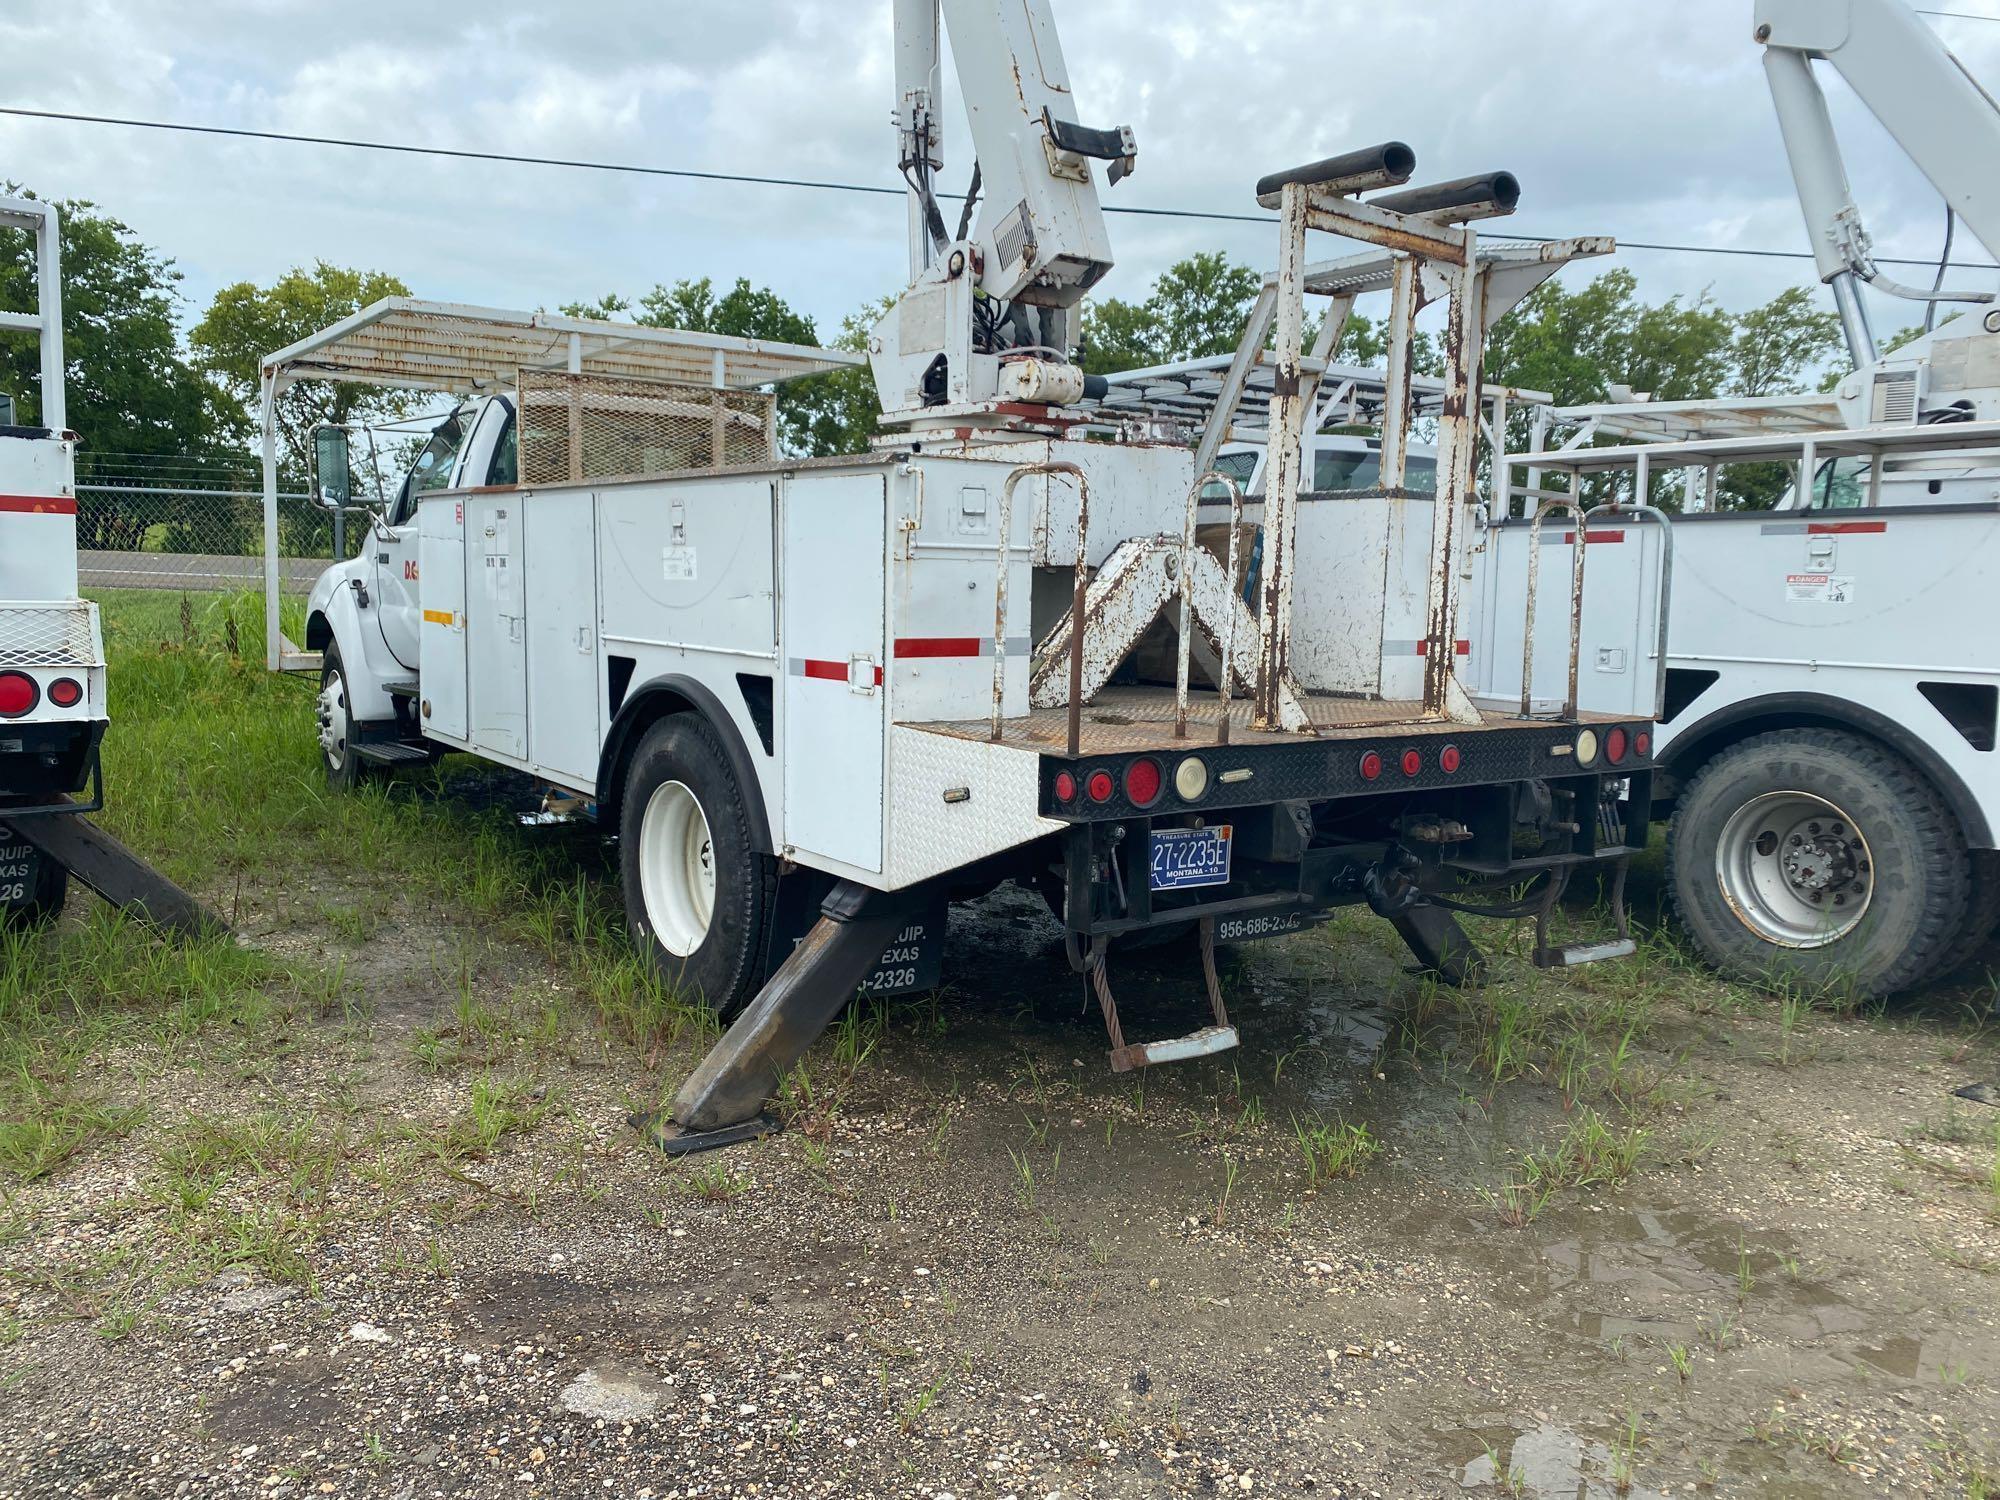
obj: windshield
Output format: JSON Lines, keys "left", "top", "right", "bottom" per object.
{"left": 1313, "top": 448, "right": 1437, "bottom": 494}
{"left": 1199, "top": 450, "right": 1259, "bottom": 502}
{"left": 389, "top": 412, "right": 468, "bottom": 525}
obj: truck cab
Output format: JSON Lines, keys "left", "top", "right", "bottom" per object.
{"left": 304, "top": 396, "right": 516, "bottom": 775}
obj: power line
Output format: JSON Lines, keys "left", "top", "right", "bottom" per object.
{"left": 3, "top": 103, "right": 1996, "bottom": 274}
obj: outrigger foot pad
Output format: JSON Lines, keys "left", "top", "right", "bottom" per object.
{"left": 628, "top": 1109, "right": 779, "bottom": 1158}
{"left": 666, "top": 879, "right": 928, "bottom": 1137}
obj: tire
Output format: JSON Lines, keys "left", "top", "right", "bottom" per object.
{"left": 317, "top": 640, "right": 369, "bottom": 793}
{"left": 0, "top": 821, "right": 67, "bottom": 929}
{"left": 1930, "top": 850, "right": 2000, "bottom": 984}
{"left": 619, "top": 714, "right": 775, "bottom": 1017}
{"left": 1666, "top": 728, "right": 1968, "bottom": 996}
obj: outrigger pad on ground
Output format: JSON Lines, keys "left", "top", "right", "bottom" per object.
{"left": 669, "top": 879, "right": 930, "bottom": 1136}
{"left": 627, "top": 1109, "right": 780, "bottom": 1157}
{"left": 8, "top": 800, "right": 226, "bottom": 939}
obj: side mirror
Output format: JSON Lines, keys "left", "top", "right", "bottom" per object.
{"left": 313, "top": 425, "right": 352, "bottom": 507}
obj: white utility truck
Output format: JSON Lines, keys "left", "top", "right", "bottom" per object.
{"left": 0, "top": 195, "right": 214, "bottom": 935}
{"left": 1483, "top": 0, "right": 2000, "bottom": 995}
{"left": 288, "top": 0, "right": 1666, "bottom": 1152}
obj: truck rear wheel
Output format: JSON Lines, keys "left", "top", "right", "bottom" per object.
{"left": 619, "top": 714, "right": 774, "bottom": 1017}
{"left": 1666, "top": 728, "right": 1968, "bottom": 995}
{"left": 1930, "top": 850, "right": 2000, "bottom": 984}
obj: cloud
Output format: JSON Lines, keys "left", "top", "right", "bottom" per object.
{"left": 1, "top": 0, "right": 1994, "bottom": 357}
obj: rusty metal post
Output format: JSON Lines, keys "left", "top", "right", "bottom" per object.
{"left": 990, "top": 469, "right": 1026, "bottom": 742}
{"left": 1520, "top": 497, "right": 1587, "bottom": 720}
{"left": 1422, "top": 226, "right": 1484, "bottom": 716}
{"left": 1254, "top": 181, "right": 1312, "bottom": 730}
{"left": 996, "top": 461, "right": 1089, "bottom": 753}
{"left": 1216, "top": 473, "right": 1244, "bottom": 745}
{"left": 1380, "top": 254, "right": 1418, "bottom": 490}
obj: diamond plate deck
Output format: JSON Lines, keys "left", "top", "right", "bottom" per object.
{"left": 908, "top": 685, "right": 1628, "bottom": 754}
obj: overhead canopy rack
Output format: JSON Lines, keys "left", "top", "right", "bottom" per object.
{"left": 259, "top": 299, "right": 865, "bottom": 672}
{"left": 1519, "top": 415, "right": 2000, "bottom": 477}
{"left": 258, "top": 297, "right": 863, "bottom": 397}
{"left": 1536, "top": 392, "right": 1846, "bottom": 447}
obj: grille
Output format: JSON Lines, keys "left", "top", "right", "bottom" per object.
{"left": 516, "top": 370, "right": 775, "bottom": 486}
{"left": 0, "top": 601, "right": 100, "bottom": 668}
{"left": 1870, "top": 369, "right": 1919, "bottom": 425}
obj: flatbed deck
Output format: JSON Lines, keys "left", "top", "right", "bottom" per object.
{"left": 909, "top": 686, "right": 1628, "bottom": 755}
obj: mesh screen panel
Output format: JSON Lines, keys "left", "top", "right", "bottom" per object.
{"left": 517, "top": 370, "right": 774, "bottom": 485}
{"left": 0, "top": 602, "right": 100, "bottom": 668}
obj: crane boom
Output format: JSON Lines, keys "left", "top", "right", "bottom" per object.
{"left": 1757, "top": 0, "right": 2000, "bottom": 364}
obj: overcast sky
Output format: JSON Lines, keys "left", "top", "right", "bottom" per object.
{"left": 4, "top": 0, "right": 1998, "bottom": 355}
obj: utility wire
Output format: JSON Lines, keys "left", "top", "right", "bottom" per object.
{"left": 4, "top": 103, "right": 1998, "bottom": 274}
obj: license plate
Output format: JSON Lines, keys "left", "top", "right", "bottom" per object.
{"left": 0, "top": 840, "right": 40, "bottom": 908}
{"left": 1150, "top": 825, "right": 1232, "bottom": 891}
{"left": 1213, "top": 908, "right": 1311, "bottom": 944}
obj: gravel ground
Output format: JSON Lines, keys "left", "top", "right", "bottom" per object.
{"left": 3, "top": 877, "right": 1997, "bottom": 1498}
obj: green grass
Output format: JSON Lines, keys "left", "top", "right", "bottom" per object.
{"left": 1290, "top": 1113, "right": 1381, "bottom": 1185}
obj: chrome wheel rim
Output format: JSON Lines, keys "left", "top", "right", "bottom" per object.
{"left": 317, "top": 668, "right": 349, "bottom": 770}
{"left": 1715, "top": 790, "right": 1873, "bottom": 948}
{"left": 638, "top": 780, "right": 715, "bottom": 957}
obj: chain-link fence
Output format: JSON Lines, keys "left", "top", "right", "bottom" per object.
{"left": 74, "top": 451, "right": 357, "bottom": 595}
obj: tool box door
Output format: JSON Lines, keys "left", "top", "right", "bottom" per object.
{"left": 468, "top": 494, "right": 528, "bottom": 761}
{"left": 781, "top": 473, "right": 886, "bottom": 873}
{"left": 417, "top": 495, "right": 467, "bottom": 741}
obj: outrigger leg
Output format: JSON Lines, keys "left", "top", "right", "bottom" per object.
{"left": 9, "top": 796, "right": 226, "bottom": 938}
{"left": 634, "top": 880, "right": 927, "bottom": 1157}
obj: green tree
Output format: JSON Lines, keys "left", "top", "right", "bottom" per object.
{"left": 1080, "top": 251, "right": 1261, "bottom": 374}
{"left": 0, "top": 188, "right": 231, "bottom": 452}
{"left": 189, "top": 262, "right": 415, "bottom": 476}
{"left": 562, "top": 276, "right": 881, "bottom": 456}
{"left": 1730, "top": 286, "right": 1843, "bottom": 397}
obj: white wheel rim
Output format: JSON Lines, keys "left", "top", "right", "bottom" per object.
{"left": 1715, "top": 789, "right": 1874, "bottom": 948}
{"left": 638, "top": 780, "right": 715, "bottom": 957}
{"left": 317, "top": 668, "right": 349, "bottom": 770}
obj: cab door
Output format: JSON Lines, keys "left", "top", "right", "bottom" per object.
{"left": 374, "top": 411, "right": 468, "bottom": 671}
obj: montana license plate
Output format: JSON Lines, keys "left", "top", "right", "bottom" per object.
{"left": 1149, "top": 825, "right": 1232, "bottom": 892}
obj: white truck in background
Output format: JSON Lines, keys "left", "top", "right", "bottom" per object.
{"left": 1483, "top": 0, "right": 2000, "bottom": 996}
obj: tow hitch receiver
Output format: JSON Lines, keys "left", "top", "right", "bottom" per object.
{"left": 1083, "top": 917, "right": 1240, "bottom": 1073}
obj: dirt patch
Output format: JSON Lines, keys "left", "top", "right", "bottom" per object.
{"left": 1, "top": 872, "right": 1996, "bottom": 1498}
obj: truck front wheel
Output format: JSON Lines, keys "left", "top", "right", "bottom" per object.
{"left": 619, "top": 714, "right": 775, "bottom": 1017}
{"left": 317, "top": 641, "right": 369, "bottom": 793}
{"left": 1666, "top": 727, "right": 1968, "bottom": 995}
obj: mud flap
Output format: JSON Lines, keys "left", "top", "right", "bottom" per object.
{"left": 637, "top": 879, "right": 930, "bottom": 1154}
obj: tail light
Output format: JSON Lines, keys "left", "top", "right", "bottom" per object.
{"left": 1123, "top": 757, "right": 1163, "bottom": 807}
{"left": 0, "top": 671, "right": 37, "bottom": 718}
{"left": 1439, "top": 745, "right": 1462, "bottom": 774}
{"left": 1173, "top": 757, "right": 1208, "bottom": 801}
{"left": 1359, "top": 751, "right": 1383, "bottom": 781}
{"left": 1574, "top": 728, "right": 1600, "bottom": 766}
{"left": 47, "top": 676, "right": 83, "bottom": 708}
{"left": 1400, "top": 748, "right": 1422, "bottom": 777}
{"left": 1635, "top": 729, "right": 1652, "bottom": 758}
{"left": 1605, "top": 726, "right": 1629, "bottom": 765}
{"left": 1085, "top": 769, "right": 1116, "bottom": 804}
{"left": 1053, "top": 770, "right": 1078, "bottom": 803}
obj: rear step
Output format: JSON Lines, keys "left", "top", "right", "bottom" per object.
{"left": 352, "top": 741, "right": 431, "bottom": 766}
{"left": 1087, "top": 918, "right": 1240, "bottom": 1073}
{"left": 1530, "top": 857, "right": 1636, "bottom": 970}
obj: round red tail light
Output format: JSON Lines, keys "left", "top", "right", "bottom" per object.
{"left": 1605, "top": 726, "right": 1629, "bottom": 765}
{"left": 1085, "top": 769, "right": 1116, "bottom": 804}
{"left": 1439, "top": 745, "right": 1462, "bottom": 774}
{"left": 0, "top": 671, "right": 37, "bottom": 718}
{"left": 1123, "top": 757, "right": 1163, "bottom": 807}
{"left": 1053, "top": 770, "right": 1078, "bottom": 803}
{"left": 1401, "top": 748, "right": 1422, "bottom": 777}
{"left": 1359, "top": 750, "right": 1383, "bottom": 781}
{"left": 46, "top": 676, "right": 83, "bottom": 708}
{"left": 1634, "top": 730, "right": 1651, "bottom": 758}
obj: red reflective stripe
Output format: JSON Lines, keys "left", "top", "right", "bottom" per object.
{"left": 1415, "top": 640, "right": 1473, "bottom": 656}
{"left": 894, "top": 637, "right": 982, "bottom": 658}
{"left": 1806, "top": 520, "right": 1886, "bottom": 535}
{"left": 0, "top": 494, "right": 76, "bottom": 514}
{"left": 801, "top": 659, "right": 883, "bottom": 685}
{"left": 1560, "top": 529, "right": 1625, "bottom": 544}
